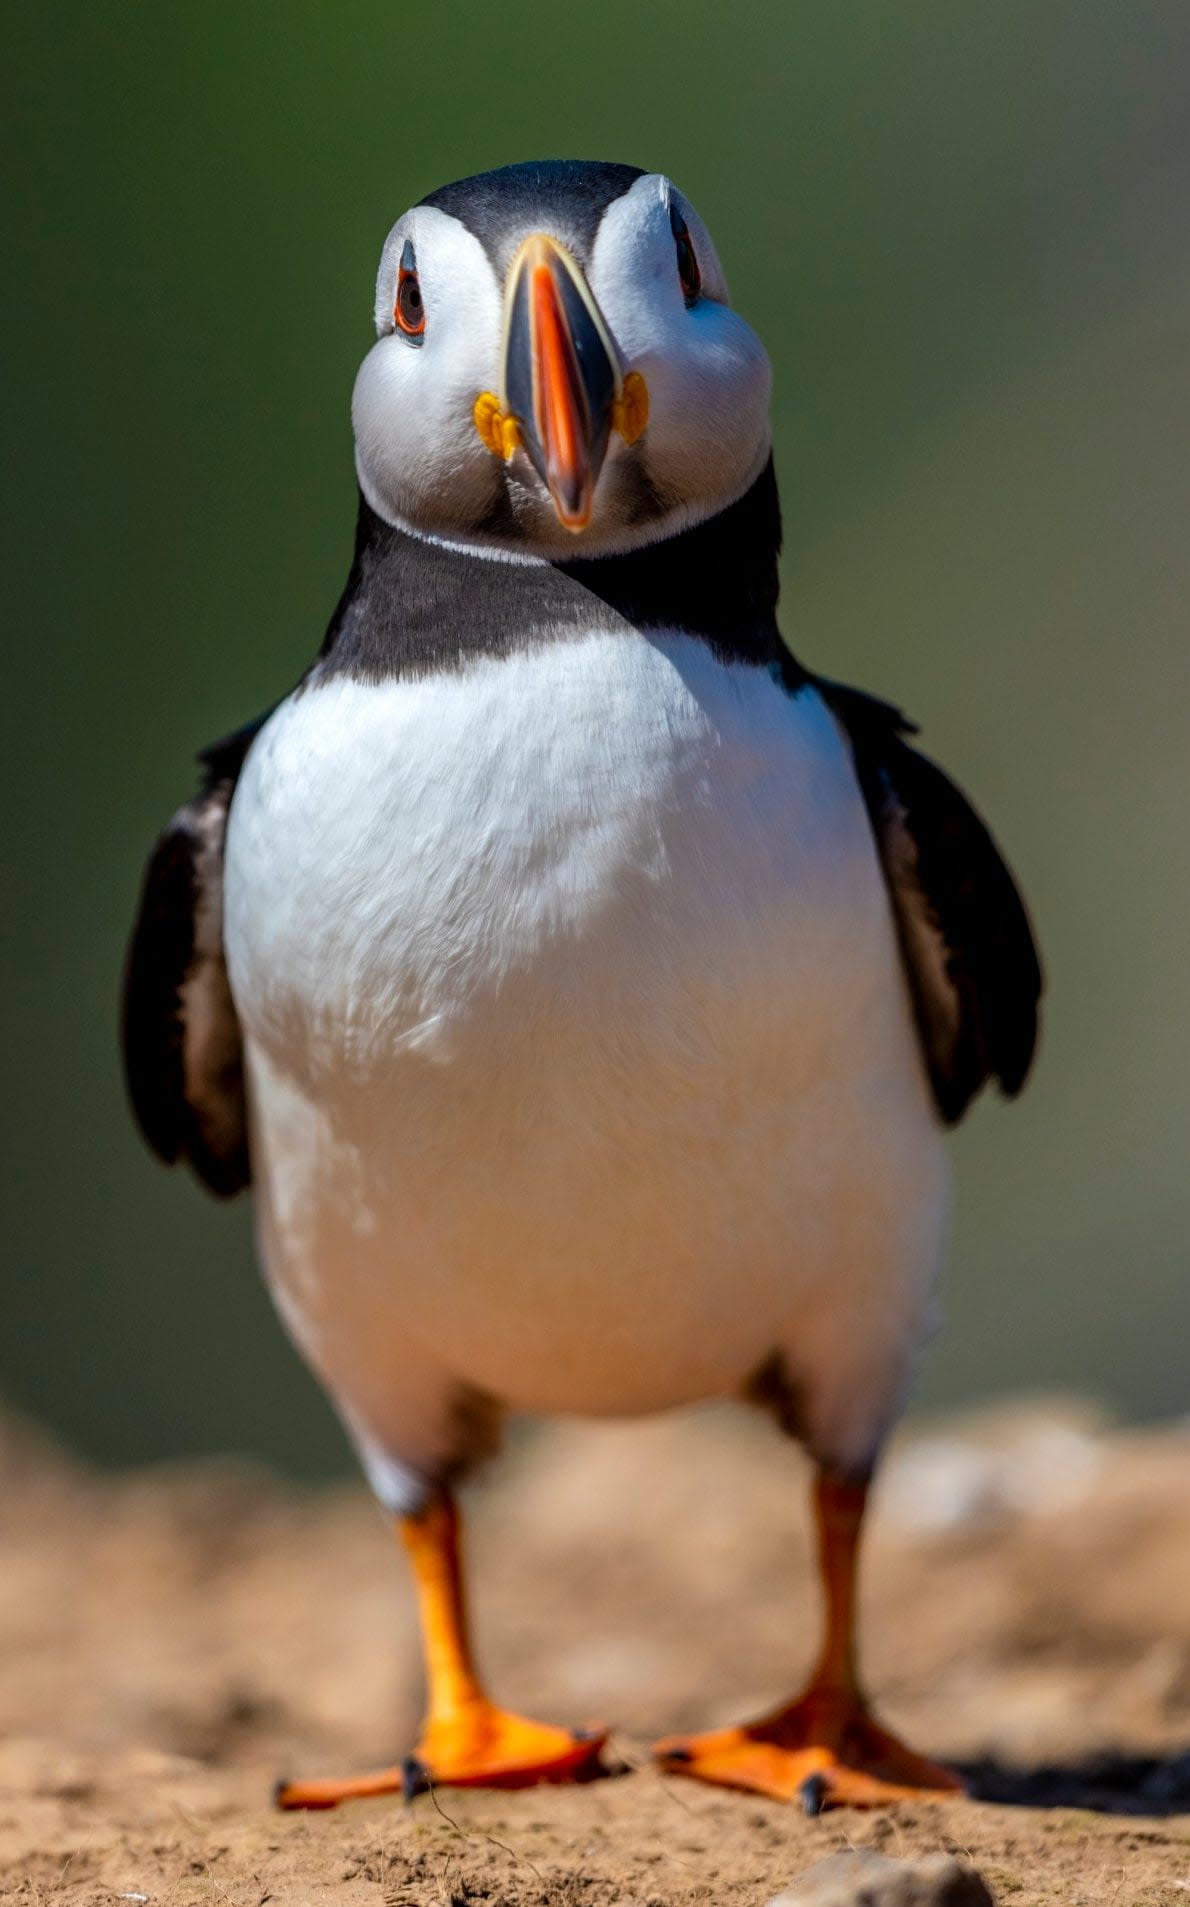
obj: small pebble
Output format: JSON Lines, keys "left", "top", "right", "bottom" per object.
{"left": 767, "top": 1848, "right": 995, "bottom": 1907}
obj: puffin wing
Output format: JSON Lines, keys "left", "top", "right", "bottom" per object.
{"left": 121, "top": 715, "right": 269, "bottom": 1196}
{"left": 818, "top": 678, "right": 1042, "bottom": 1125}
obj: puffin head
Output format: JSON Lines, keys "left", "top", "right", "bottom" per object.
{"left": 352, "top": 160, "right": 773, "bottom": 560}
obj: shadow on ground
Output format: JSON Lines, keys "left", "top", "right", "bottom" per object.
{"left": 962, "top": 1749, "right": 1190, "bottom": 1815}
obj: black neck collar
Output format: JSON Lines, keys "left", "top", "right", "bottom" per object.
{"left": 315, "top": 459, "right": 803, "bottom": 684}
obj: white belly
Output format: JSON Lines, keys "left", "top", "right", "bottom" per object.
{"left": 223, "top": 629, "right": 947, "bottom": 1487}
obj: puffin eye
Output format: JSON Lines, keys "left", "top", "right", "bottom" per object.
{"left": 670, "top": 203, "right": 701, "bottom": 308}
{"left": 394, "top": 239, "right": 426, "bottom": 339}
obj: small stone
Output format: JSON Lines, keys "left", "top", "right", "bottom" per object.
{"left": 767, "top": 1849, "right": 996, "bottom": 1907}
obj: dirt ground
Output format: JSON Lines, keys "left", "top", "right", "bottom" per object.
{"left": 0, "top": 1399, "right": 1187, "bottom": 1906}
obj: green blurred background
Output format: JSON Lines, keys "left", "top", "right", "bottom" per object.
{"left": 3, "top": 2, "right": 1187, "bottom": 1476}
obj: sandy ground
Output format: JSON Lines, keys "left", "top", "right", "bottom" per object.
{"left": 0, "top": 1399, "right": 1187, "bottom": 1906}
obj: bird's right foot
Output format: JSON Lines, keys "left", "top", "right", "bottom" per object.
{"left": 276, "top": 1702, "right": 608, "bottom": 1808}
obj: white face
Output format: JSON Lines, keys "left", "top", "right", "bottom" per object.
{"left": 352, "top": 173, "right": 773, "bottom": 560}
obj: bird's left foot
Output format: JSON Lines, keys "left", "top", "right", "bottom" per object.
{"left": 276, "top": 1703, "right": 608, "bottom": 1809}
{"left": 653, "top": 1687, "right": 963, "bottom": 1811}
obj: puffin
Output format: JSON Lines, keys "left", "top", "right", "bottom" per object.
{"left": 122, "top": 159, "right": 1041, "bottom": 1814}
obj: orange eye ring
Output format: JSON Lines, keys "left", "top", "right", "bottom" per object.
{"left": 395, "top": 239, "right": 426, "bottom": 338}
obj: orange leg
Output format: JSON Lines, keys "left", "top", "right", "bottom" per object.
{"left": 654, "top": 1468, "right": 963, "bottom": 1812}
{"left": 277, "top": 1493, "right": 606, "bottom": 1808}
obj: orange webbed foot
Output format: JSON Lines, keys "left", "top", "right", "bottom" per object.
{"left": 654, "top": 1690, "right": 963, "bottom": 1812}
{"left": 414, "top": 1703, "right": 608, "bottom": 1792}
{"left": 277, "top": 1703, "right": 608, "bottom": 1809}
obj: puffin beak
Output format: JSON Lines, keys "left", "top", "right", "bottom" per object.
{"left": 501, "top": 234, "right": 621, "bottom": 533}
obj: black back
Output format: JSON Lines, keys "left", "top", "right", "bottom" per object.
{"left": 121, "top": 717, "right": 269, "bottom": 1196}
{"left": 820, "top": 680, "right": 1042, "bottom": 1122}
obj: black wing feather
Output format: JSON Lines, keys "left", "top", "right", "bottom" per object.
{"left": 818, "top": 679, "right": 1042, "bottom": 1125}
{"left": 121, "top": 716, "right": 270, "bottom": 1197}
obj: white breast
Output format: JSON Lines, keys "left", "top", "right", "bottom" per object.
{"left": 223, "top": 629, "right": 947, "bottom": 1495}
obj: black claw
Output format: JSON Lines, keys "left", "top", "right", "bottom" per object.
{"left": 660, "top": 1745, "right": 693, "bottom": 1764}
{"left": 800, "top": 1772, "right": 828, "bottom": 1817}
{"left": 402, "top": 1754, "right": 431, "bottom": 1802}
{"left": 272, "top": 1777, "right": 292, "bottom": 1809}
{"left": 574, "top": 1727, "right": 599, "bottom": 1743}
